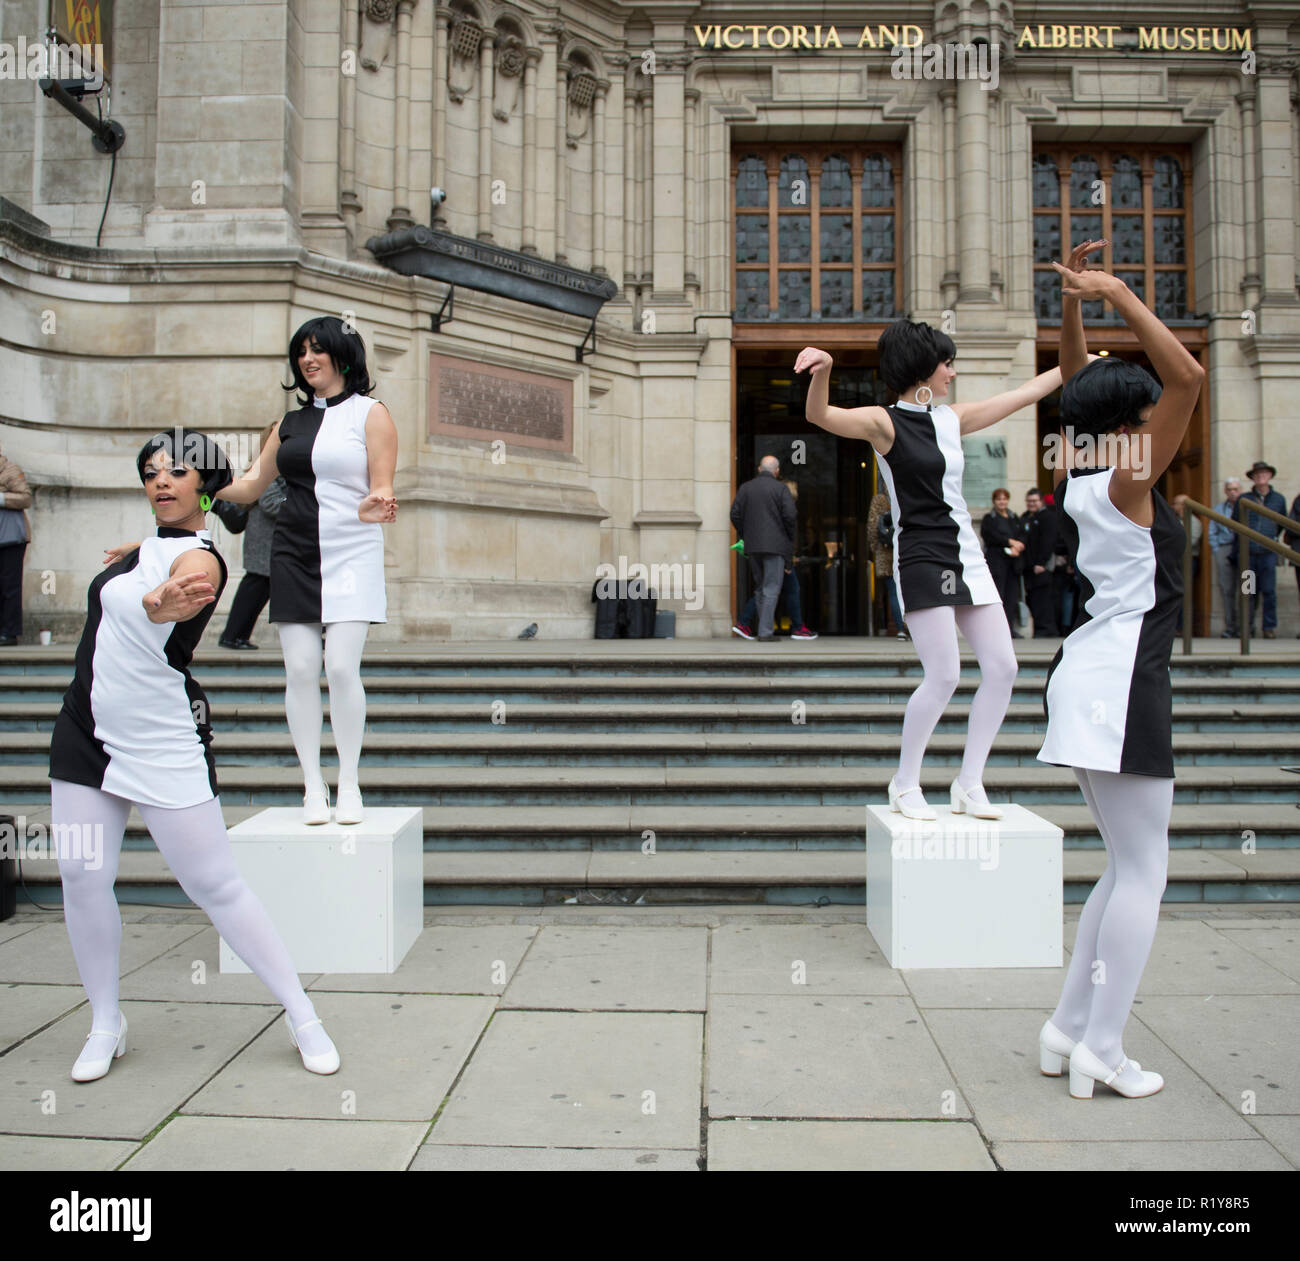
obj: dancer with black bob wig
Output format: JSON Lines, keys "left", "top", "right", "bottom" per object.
{"left": 796, "top": 304, "right": 1068, "bottom": 821}
{"left": 1037, "top": 242, "right": 1204, "bottom": 1100}
{"left": 217, "top": 316, "right": 397, "bottom": 825}
{"left": 51, "top": 428, "right": 339, "bottom": 1080}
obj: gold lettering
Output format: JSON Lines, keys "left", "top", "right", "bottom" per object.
{"left": 1231, "top": 29, "right": 1250, "bottom": 51}
{"left": 857, "top": 25, "right": 876, "bottom": 48}
{"left": 1051, "top": 25, "right": 1067, "bottom": 49}
{"left": 746, "top": 24, "right": 762, "bottom": 48}
{"left": 1180, "top": 28, "right": 1196, "bottom": 51}
{"left": 693, "top": 25, "right": 718, "bottom": 48}
{"left": 1069, "top": 25, "right": 1083, "bottom": 49}
{"left": 722, "top": 24, "right": 744, "bottom": 50}
{"left": 1138, "top": 27, "right": 1159, "bottom": 50}
{"left": 1017, "top": 25, "right": 1037, "bottom": 48}
{"left": 877, "top": 26, "right": 898, "bottom": 50}
{"left": 1212, "top": 28, "right": 1230, "bottom": 51}
{"left": 901, "top": 25, "right": 924, "bottom": 48}
{"left": 768, "top": 25, "right": 791, "bottom": 50}
{"left": 792, "top": 25, "right": 811, "bottom": 50}
{"left": 1083, "top": 25, "right": 1101, "bottom": 49}
{"left": 824, "top": 25, "right": 842, "bottom": 48}
{"left": 1100, "top": 26, "right": 1120, "bottom": 48}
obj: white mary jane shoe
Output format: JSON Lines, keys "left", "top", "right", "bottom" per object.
{"left": 950, "top": 778, "right": 1003, "bottom": 820}
{"left": 1069, "top": 1043, "right": 1162, "bottom": 1099}
{"left": 333, "top": 783, "right": 363, "bottom": 825}
{"left": 887, "top": 776, "right": 937, "bottom": 821}
{"left": 1040, "top": 1020, "right": 1140, "bottom": 1078}
{"left": 71, "top": 1013, "right": 128, "bottom": 1082}
{"left": 284, "top": 1012, "right": 340, "bottom": 1075}
{"left": 303, "top": 780, "right": 330, "bottom": 826}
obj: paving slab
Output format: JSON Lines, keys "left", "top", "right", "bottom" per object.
{"left": 0, "top": 1000, "right": 277, "bottom": 1140}
{"left": 121, "top": 1115, "right": 428, "bottom": 1171}
{"left": 0, "top": 922, "right": 206, "bottom": 985}
{"left": 307, "top": 924, "right": 537, "bottom": 995}
{"left": 709, "top": 923, "right": 906, "bottom": 996}
{"left": 0, "top": 1135, "right": 139, "bottom": 1171}
{"left": 0, "top": 921, "right": 42, "bottom": 946}
{"left": 119, "top": 927, "right": 323, "bottom": 1004}
{"left": 992, "top": 1139, "right": 1293, "bottom": 1171}
{"left": 1136, "top": 995, "right": 1300, "bottom": 1115}
{"left": 1213, "top": 927, "right": 1300, "bottom": 982}
{"left": 182, "top": 992, "right": 493, "bottom": 1121}
{"left": 1247, "top": 1116, "right": 1300, "bottom": 1167}
{"left": 428, "top": 1010, "right": 701, "bottom": 1149}
{"left": 409, "top": 1144, "right": 699, "bottom": 1170}
{"left": 499, "top": 926, "right": 707, "bottom": 1011}
{"left": 902, "top": 966, "right": 1071, "bottom": 1010}
{"left": 924, "top": 1009, "right": 1259, "bottom": 1143}
{"left": 708, "top": 1119, "right": 994, "bottom": 1170}
{"left": 1123, "top": 921, "right": 1299, "bottom": 995}
{"left": 707, "top": 994, "right": 966, "bottom": 1120}
{"left": 0, "top": 982, "right": 87, "bottom": 1054}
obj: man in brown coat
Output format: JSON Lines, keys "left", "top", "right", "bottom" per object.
{"left": 0, "top": 445, "right": 33, "bottom": 644}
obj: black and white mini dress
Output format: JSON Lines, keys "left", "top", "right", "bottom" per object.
{"left": 874, "top": 398, "right": 1000, "bottom": 614}
{"left": 1039, "top": 467, "right": 1183, "bottom": 777}
{"left": 49, "top": 527, "right": 228, "bottom": 808}
{"left": 270, "top": 390, "right": 387, "bottom": 625}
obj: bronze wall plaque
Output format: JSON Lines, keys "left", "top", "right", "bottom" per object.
{"left": 428, "top": 352, "right": 573, "bottom": 452}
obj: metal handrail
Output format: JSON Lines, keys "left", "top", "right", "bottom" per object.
{"left": 1180, "top": 498, "right": 1300, "bottom": 655}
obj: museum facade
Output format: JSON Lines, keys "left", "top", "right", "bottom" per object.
{"left": 2, "top": 1, "right": 1297, "bottom": 637}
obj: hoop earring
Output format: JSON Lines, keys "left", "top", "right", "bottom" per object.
{"left": 914, "top": 385, "right": 933, "bottom": 406}
{"left": 343, "top": 365, "right": 350, "bottom": 374}
{"left": 199, "top": 493, "right": 212, "bottom": 511}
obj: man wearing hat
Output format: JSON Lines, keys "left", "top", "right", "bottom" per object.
{"left": 1235, "top": 460, "right": 1286, "bottom": 638}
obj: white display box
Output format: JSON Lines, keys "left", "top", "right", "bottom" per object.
{"left": 865, "top": 803, "right": 1062, "bottom": 969}
{"left": 219, "top": 806, "right": 423, "bottom": 974}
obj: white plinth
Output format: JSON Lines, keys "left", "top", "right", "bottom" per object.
{"left": 219, "top": 806, "right": 423, "bottom": 974}
{"left": 865, "top": 803, "right": 1062, "bottom": 969}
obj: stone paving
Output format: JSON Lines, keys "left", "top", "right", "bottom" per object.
{"left": 1, "top": 903, "right": 1297, "bottom": 1171}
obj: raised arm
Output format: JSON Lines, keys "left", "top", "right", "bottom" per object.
{"left": 1060, "top": 239, "right": 1107, "bottom": 384}
{"left": 953, "top": 367, "right": 1065, "bottom": 436}
{"left": 1051, "top": 262, "right": 1204, "bottom": 515}
{"left": 218, "top": 421, "right": 284, "bottom": 505}
{"left": 794, "top": 347, "right": 894, "bottom": 449}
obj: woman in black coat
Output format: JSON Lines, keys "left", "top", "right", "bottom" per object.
{"left": 980, "top": 488, "right": 1024, "bottom": 637}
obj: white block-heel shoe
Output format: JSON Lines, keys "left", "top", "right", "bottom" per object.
{"left": 1068, "top": 1043, "right": 1162, "bottom": 1099}
{"left": 284, "top": 1012, "right": 340, "bottom": 1075}
{"left": 950, "top": 778, "right": 1003, "bottom": 819}
{"left": 334, "top": 783, "right": 363, "bottom": 825}
{"left": 887, "top": 776, "right": 937, "bottom": 821}
{"left": 303, "top": 780, "right": 330, "bottom": 826}
{"left": 71, "top": 1013, "right": 128, "bottom": 1082}
{"left": 1039, "top": 1020, "right": 1141, "bottom": 1078}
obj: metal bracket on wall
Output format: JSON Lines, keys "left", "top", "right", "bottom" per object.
{"left": 575, "top": 316, "right": 597, "bottom": 363}
{"left": 430, "top": 285, "right": 455, "bottom": 332}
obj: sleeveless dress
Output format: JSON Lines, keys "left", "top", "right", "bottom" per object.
{"left": 1039, "top": 467, "right": 1183, "bottom": 777}
{"left": 49, "top": 527, "right": 228, "bottom": 808}
{"left": 874, "top": 398, "right": 1000, "bottom": 614}
{"left": 270, "top": 390, "right": 387, "bottom": 625}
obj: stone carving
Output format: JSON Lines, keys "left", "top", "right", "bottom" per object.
{"left": 428, "top": 354, "right": 572, "bottom": 451}
{"left": 566, "top": 66, "right": 597, "bottom": 147}
{"left": 360, "top": 0, "right": 397, "bottom": 72}
{"left": 493, "top": 32, "right": 526, "bottom": 120}
{"left": 448, "top": 13, "right": 483, "bottom": 104}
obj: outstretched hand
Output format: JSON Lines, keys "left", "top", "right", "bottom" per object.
{"left": 359, "top": 494, "right": 397, "bottom": 523}
{"left": 1052, "top": 259, "right": 1120, "bottom": 301}
{"left": 103, "top": 541, "right": 140, "bottom": 566}
{"left": 143, "top": 570, "right": 216, "bottom": 621}
{"left": 1064, "top": 238, "right": 1107, "bottom": 274}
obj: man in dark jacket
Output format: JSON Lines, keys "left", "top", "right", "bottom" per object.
{"left": 1235, "top": 460, "right": 1286, "bottom": 638}
{"left": 731, "top": 455, "right": 796, "bottom": 641}
{"left": 1021, "top": 487, "right": 1058, "bottom": 636}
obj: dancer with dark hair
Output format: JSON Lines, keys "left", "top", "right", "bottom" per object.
{"left": 1037, "top": 242, "right": 1204, "bottom": 1100}
{"left": 51, "top": 429, "right": 339, "bottom": 1080}
{"left": 796, "top": 321, "right": 1063, "bottom": 820}
{"left": 218, "top": 317, "right": 397, "bottom": 824}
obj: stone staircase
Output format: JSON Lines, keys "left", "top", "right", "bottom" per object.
{"left": 2, "top": 639, "right": 1297, "bottom": 906}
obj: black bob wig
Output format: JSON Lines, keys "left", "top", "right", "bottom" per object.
{"left": 877, "top": 319, "right": 957, "bottom": 395}
{"left": 285, "top": 316, "right": 375, "bottom": 407}
{"left": 136, "top": 427, "right": 233, "bottom": 500}
{"left": 1060, "top": 357, "right": 1162, "bottom": 443}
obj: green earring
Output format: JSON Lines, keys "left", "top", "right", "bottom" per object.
{"left": 200, "top": 493, "right": 212, "bottom": 511}
{"left": 343, "top": 365, "right": 350, "bottom": 374}
{"left": 150, "top": 504, "right": 156, "bottom": 515}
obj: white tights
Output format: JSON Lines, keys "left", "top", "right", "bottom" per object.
{"left": 1050, "top": 768, "right": 1172, "bottom": 1080}
{"left": 896, "top": 602, "right": 1018, "bottom": 807}
{"left": 52, "top": 778, "right": 332, "bottom": 1059}
{"left": 277, "top": 620, "right": 369, "bottom": 794}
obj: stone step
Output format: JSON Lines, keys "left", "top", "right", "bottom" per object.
{"left": 4, "top": 728, "right": 1298, "bottom": 767}
{"left": 6, "top": 798, "right": 1296, "bottom": 850}
{"left": 3, "top": 700, "right": 1296, "bottom": 733}
{"left": 13, "top": 846, "right": 1300, "bottom": 907}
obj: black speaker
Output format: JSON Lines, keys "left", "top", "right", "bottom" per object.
{"left": 0, "top": 814, "right": 16, "bottom": 921}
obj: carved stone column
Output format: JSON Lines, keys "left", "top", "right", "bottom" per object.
{"left": 386, "top": 0, "right": 415, "bottom": 231}
{"left": 431, "top": 2, "right": 450, "bottom": 227}
{"left": 521, "top": 46, "right": 541, "bottom": 254}
{"left": 477, "top": 29, "right": 495, "bottom": 241}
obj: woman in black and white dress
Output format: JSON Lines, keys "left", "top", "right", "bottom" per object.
{"left": 796, "top": 325, "right": 1063, "bottom": 820}
{"left": 218, "top": 317, "right": 397, "bottom": 825}
{"left": 1036, "top": 243, "right": 1204, "bottom": 1100}
{"left": 50, "top": 429, "right": 339, "bottom": 1081}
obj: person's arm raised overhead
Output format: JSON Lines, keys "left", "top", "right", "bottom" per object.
{"left": 794, "top": 346, "right": 894, "bottom": 450}
{"left": 1051, "top": 261, "right": 1204, "bottom": 519}
{"left": 1059, "top": 239, "right": 1106, "bottom": 385}
{"left": 952, "top": 366, "right": 1064, "bottom": 437}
